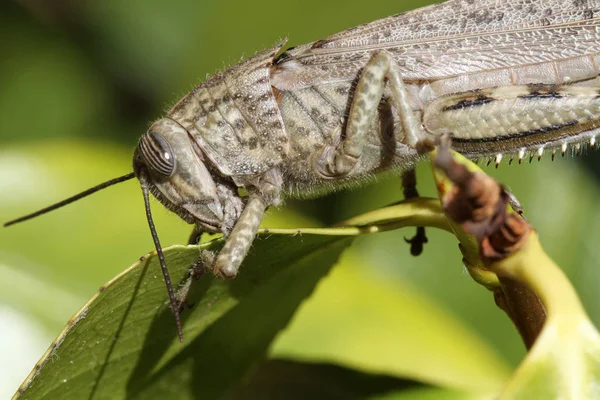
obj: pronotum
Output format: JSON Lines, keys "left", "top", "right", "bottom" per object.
{"left": 6, "top": 0, "right": 600, "bottom": 340}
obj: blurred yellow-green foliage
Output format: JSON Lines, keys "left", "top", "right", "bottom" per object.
{"left": 2, "top": 0, "right": 600, "bottom": 397}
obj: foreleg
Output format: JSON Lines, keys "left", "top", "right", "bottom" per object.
{"left": 213, "top": 195, "right": 267, "bottom": 279}
{"left": 188, "top": 225, "right": 204, "bottom": 245}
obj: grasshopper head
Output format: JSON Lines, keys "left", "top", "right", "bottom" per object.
{"left": 133, "top": 118, "right": 226, "bottom": 232}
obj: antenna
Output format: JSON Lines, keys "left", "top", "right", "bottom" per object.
{"left": 4, "top": 172, "right": 136, "bottom": 227}
{"left": 5, "top": 170, "right": 184, "bottom": 340}
{"left": 140, "top": 174, "right": 184, "bottom": 342}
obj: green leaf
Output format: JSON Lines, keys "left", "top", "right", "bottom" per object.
{"left": 428, "top": 148, "right": 600, "bottom": 398}
{"left": 12, "top": 197, "right": 514, "bottom": 399}
{"left": 229, "top": 358, "right": 423, "bottom": 399}
{"left": 372, "top": 387, "right": 489, "bottom": 400}
{"left": 16, "top": 234, "right": 353, "bottom": 399}
{"left": 0, "top": 142, "right": 318, "bottom": 334}
{"left": 3, "top": 143, "right": 513, "bottom": 400}
{"left": 271, "top": 248, "right": 511, "bottom": 393}
{"left": 500, "top": 314, "right": 600, "bottom": 399}
{"left": 493, "top": 235, "right": 600, "bottom": 399}
{"left": 228, "top": 358, "right": 489, "bottom": 400}
{"left": 229, "top": 359, "right": 454, "bottom": 400}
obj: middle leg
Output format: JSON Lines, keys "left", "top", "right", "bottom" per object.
{"left": 315, "top": 50, "right": 432, "bottom": 179}
{"left": 401, "top": 168, "right": 428, "bottom": 256}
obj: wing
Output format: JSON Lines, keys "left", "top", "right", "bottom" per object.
{"left": 271, "top": 0, "right": 600, "bottom": 89}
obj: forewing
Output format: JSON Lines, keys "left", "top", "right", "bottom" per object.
{"left": 272, "top": 0, "right": 600, "bottom": 89}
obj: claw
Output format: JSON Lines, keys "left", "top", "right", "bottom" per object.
{"left": 404, "top": 227, "right": 428, "bottom": 256}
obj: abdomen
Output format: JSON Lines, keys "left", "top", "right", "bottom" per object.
{"left": 277, "top": 81, "right": 419, "bottom": 197}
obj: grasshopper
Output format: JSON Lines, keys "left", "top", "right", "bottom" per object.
{"left": 6, "top": 0, "right": 600, "bottom": 340}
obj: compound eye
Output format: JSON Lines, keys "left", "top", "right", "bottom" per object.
{"left": 138, "top": 131, "right": 175, "bottom": 177}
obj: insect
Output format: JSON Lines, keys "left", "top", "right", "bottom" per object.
{"left": 6, "top": 0, "right": 600, "bottom": 341}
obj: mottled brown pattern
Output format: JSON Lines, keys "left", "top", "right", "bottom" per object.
{"left": 169, "top": 41, "right": 288, "bottom": 177}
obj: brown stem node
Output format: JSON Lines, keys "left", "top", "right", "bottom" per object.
{"left": 434, "top": 139, "right": 530, "bottom": 264}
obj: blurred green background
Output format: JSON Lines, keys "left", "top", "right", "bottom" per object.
{"left": 1, "top": 0, "right": 600, "bottom": 397}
